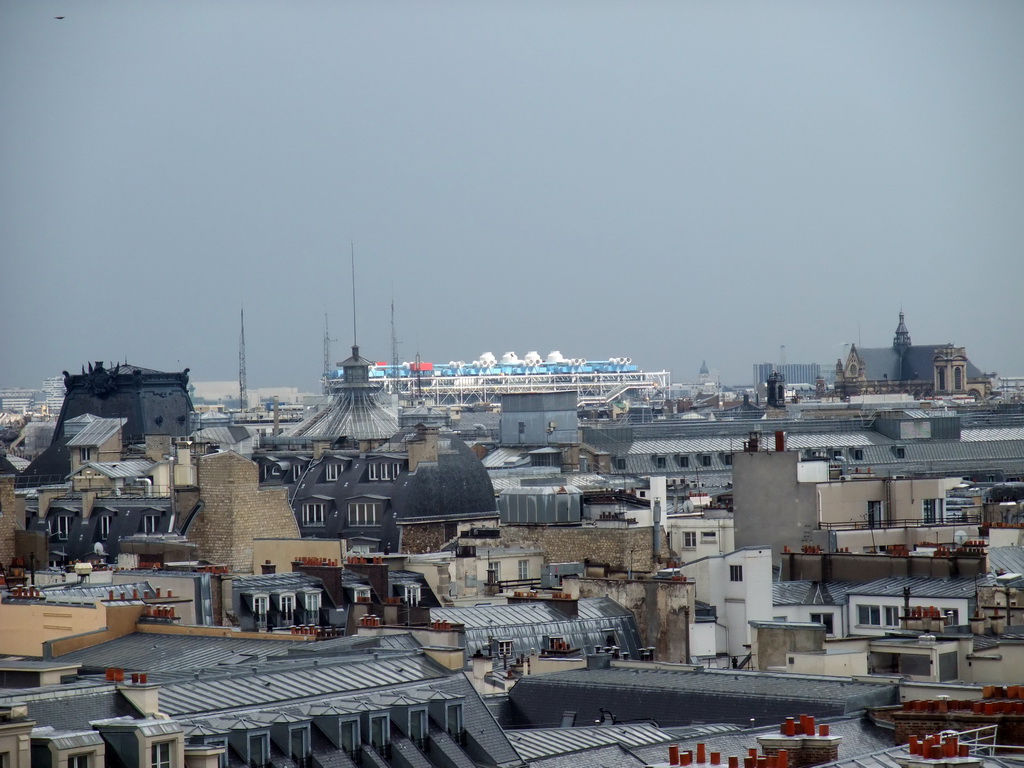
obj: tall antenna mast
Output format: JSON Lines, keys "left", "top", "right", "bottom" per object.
{"left": 350, "top": 242, "right": 358, "bottom": 350}
{"left": 323, "top": 313, "right": 336, "bottom": 394}
{"left": 239, "top": 306, "right": 248, "bottom": 411}
{"left": 390, "top": 292, "right": 401, "bottom": 398}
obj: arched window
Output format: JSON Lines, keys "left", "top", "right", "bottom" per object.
{"left": 954, "top": 367, "right": 963, "bottom": 391}
{"left": 936, "top": 367, "right": 946, "bottom": 391}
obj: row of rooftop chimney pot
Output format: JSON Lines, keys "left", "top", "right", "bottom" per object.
{"left": 661, "top": 716, "right": 832, "bottom": 767}
{"left": 288, "top": 625, "right": 342, "bottom": 637}
{"left": 101, "top": 667, "right": 149, "bottom": 684}
{"left": 511, "top": 590, "right": 576, "bottom": 599}
{"left": 907, "top": 734, "right": 970, "bottom": 760}
{"left": 665, "top": 746, "right": 790, "bottom": 768}
{"left": 103, "top": 669, "right": 150, "bottom": 684}
{"left": 348, "top": 556, "right": 384, "bottom": 565}
{"left": 142, "top": 606, "right": 177, "bottom": 620}
{"left": 293, "top": 557, "right": 341, "bottom": 567}
{"left": 903, "top": 699, "right": 1024, "bottom": 714}
{"left": 105, "top": 588, "right": 174, "bottom": 600}
{"left": 786, "top": 545, "right": 986, "bottom": 557}
{"left": 7, "top": 586, "right": 43, "bottom": 599}
{"left": 660, "top": 717, "right": 976, "bottom": 768}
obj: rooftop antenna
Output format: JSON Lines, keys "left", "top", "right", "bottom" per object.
{"left": 390, "top": 290, "right": 401, "bottom": 398}
{"left": 322, "top": 313, "right": 336, "bottom": 394}
{"left": 779, "top": 344, "right": 786, "bottom": 368}
{"left": 350, "top": 242, "right": 358, "bottom": 351}
{"left": 239, "top": 306, "right": 248, "bottom": 411}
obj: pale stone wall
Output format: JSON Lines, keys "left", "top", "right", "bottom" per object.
{"left": 0, "top": 474, "right": 22, "bottom": 567}
{"left": 573, "top": 576, "right": 695, "bottom": 662}
{"left": 189, "top": 451, "right": 300, "bottom": 573}
{"left": 498, "top": 525, "right": 669, "bottom": 573}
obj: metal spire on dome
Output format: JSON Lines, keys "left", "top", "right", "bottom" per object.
{"left": 893, "top": 309, "right": 912, "bottom": 352}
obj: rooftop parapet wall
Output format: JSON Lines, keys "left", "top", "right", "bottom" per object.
{"left": 781, "top": 550, "right": 987, "bottom": 582}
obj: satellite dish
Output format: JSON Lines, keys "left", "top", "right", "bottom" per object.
{"left": 954, "top": 530, "right": 968, "bottom": 545}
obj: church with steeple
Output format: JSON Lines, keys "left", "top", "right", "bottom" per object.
{"left": 834, "top": 312, "right": 994, "bottom": 399}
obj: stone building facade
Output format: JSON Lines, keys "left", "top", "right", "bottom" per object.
{"left": 187, "top": 451, "right": 300, "bottom": 573}
{"left": 834, "top": 312, "right": 993, "bottom": 399}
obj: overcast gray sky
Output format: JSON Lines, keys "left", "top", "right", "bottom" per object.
{"left": 3, "top": 0, "right": 1022, "bottom": 391}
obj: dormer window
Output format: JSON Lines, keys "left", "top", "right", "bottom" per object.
{"left": 49, "top": 515, "right": 72, "bottom": 541}
{"left": 301, "top": 590, "right": 321, "bottom": 613}
{"left": 302, "top": 502, "right": 326, "bottom": 527}
{"left": 348, "top": 501, "right": 382, "bottom": 526}
{"left": 277, "top": 593, "right": 295, "bottom": 624}
{"left": 353, "top": 587, "right": 371, "bottom": 603}
{"left": 151, "top": 742, "right": 173, "bottom": 768}
{"left": 403, "top": 585, "right": 421, "bottom": 606}
{"left": 368, "top": 462, "right": 402, "bottom": 481}
{"left": 324, "top": 463, "right": 340, "bottom": 482}
{"left": 98, "top": 514, "right": 112, "bottom": 541}
{"left": 446, "top": 703, "right": 464, "bottom": 737}
{"left": 79, "top": 447, "right": 94, "bottom": 463}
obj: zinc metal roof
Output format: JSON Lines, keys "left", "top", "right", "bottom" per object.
{"left": 73, "top": 459, "right": 155, "bottom": 479}
{"left": 773, "top": 581, "right": 858, "bottom": 607}
{"left": 66, "top": 417, "right": 126, "bottom": 446}
{"left": 155, "top": 655, "right": 448, "bottom": 716}
{"left": 846, "top": 577, "right": 981, "bottom": 600}
{"left": 629, "top": 714, "right": 892, "bottom": 767}
{"left": 820, "top": 743, "right": 1022, "bottom": 768}
{"left": 31, "top": 729, "right": 106, "bottom": 750}
{"left": 524, "top": 743, "right": 645, "bottom": 768}
{"left": 987, "top": 547, "right": 1024, "bottom": 576}
{"left": 432, "top": 597, "right": 631, "bottom": 629}
{"left": 507, "top": 722, "right": 677, "bottom": 760}
{"left": 507, "top": 667, "right": 898, "bottom": 729}
{"left": 53, "top": 631, "right": 307, "bottom": 673}
{"left": 287, "top": 389, "right": 399, "bottom": 442}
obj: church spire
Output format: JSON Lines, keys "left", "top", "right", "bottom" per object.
{"left": 893, "top": 310, "right": 911, "bottom": 353}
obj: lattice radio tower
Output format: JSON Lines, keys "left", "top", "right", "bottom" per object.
{"left": 238, "top": 307, "right": 248, "bottom": 411}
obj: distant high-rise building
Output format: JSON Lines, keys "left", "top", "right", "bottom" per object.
{"left": 752, "top": 362, "right": 822, "bottom": 387}
{"left": 41, "top": 375, "right": 64, "bottom": 414}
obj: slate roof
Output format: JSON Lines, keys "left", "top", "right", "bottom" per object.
{"left": 506, "top": 667, "right": 898, "bottom": 728}
{"left": 0, "top": 687, "right": 137, "bottom": 731}
{"left": 854, "top": 345, "right": 984, "bottom": 383}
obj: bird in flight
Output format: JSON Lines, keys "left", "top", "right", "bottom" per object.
{"left": 55, "top": 15, "right": 65, "bottom": 19}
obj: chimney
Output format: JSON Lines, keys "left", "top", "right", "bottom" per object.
{"left": 757, "top": 717, "right": 842, "bottom": 768}
{"left": 893, "top": 732, "right": 982, "bottom": 768}
{"left": 117, "top": 678, "right": 161, "bottom": 718}
{"left": 407, "top": 424, "right": 439, "bottom": 472}
{"left": 261, "top": 560, "right": 276, "bottom": 575}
